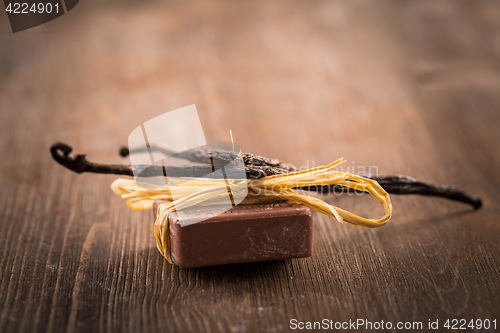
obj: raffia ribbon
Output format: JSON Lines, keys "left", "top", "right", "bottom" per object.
{"left": 110, "top": 158, "right": 393, "bottom": 264}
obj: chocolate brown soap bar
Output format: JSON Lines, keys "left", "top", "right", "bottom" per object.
{"left": 153, "top": 200, "right": 313, "bottom": 268}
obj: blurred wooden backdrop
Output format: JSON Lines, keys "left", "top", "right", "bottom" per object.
{"left": 0, "top": 0, "right": 499, "bottom": 332}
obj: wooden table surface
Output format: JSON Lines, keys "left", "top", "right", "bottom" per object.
{"left": 1, "top": 1, "right": 499, "bottom": 332}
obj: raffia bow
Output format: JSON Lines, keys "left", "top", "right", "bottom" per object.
{"left": 111, "top": 158, "right": 393, "bottom": 264}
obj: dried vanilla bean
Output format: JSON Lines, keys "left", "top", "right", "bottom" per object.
{"left": 51, "top": 142, "right": 482, "bottom": 209}
{"left": 119, "top": 145, "right": 296, "bottom": 173}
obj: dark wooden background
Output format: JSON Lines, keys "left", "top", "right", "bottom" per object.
{"left": 1, "top": 1, "right": 499, "bottom": 332}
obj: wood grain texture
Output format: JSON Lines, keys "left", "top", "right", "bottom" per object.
{"left": 0, "top": 0, "right": 499, "bottom": 332}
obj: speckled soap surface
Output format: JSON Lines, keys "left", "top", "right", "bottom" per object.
{"left": 153, "top": 200, "right": 313, "bottom": 268}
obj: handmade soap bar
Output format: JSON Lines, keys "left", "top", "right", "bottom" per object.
{"left": 153, "top": 200, "right": 313, "bottom": 268}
